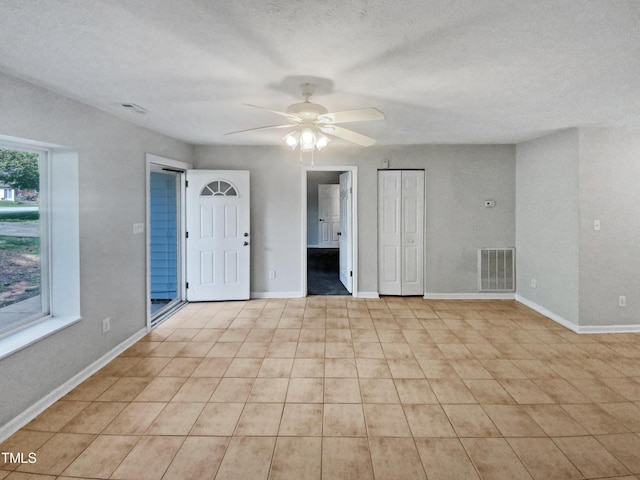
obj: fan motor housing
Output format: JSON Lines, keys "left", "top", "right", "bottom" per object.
{"left": 286, "top": 101, "right": 328, "bottom": 121}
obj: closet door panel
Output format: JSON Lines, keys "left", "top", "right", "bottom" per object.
{"left": 378, "top": 171, "right": 402, "bottom": 295}
{"left": 400, "top": 170, "right": 424, "bottom": 295}
{"left": 378, "top": 170, "right": 424, "bottom": 296}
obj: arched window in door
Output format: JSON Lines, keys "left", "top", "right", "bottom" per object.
{"left": 200, "top": 180, "right": 238, "bottom": 197}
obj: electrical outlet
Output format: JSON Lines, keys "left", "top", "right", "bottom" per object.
{"left": 618, "top": 295, "right": 626, "bottom": 307}
{"left": 269, "top": 270, "right": 276, "bottom": 279}
{"left": 102, "top": 317, "right": 111, "bottom": 333}
{"left": 531, "top": 278, "right": 537, "bottom": 288}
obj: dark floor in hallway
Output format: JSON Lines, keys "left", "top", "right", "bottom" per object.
{"left": 307, "top": 248, "right": 349, "bottom": 296}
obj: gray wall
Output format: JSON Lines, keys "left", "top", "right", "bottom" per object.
{"left": 194, "top": 144, "right": 516, "bottom": 295}
{"left": 0, "top": 72, "right": 193, "bottom": 427}
{"left": 515, "top": 127, "right": 640, "bottom": 328}
{"left": 193, "top": 146, "right": 303, "bottom": 295}
{"left": 307, "top": 171, "right": 342, "bottom": 247}
{"left": 515, "top": 129, "right": 580, "bottom": 325}
{"left": 578, "top": 128, "right": 640, "bottom": 326}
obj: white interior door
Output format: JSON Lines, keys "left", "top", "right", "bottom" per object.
{"left": 318, "top": 184, "right": 340, "bottom": 248}
{"left": 339, "top": 172, "right": 353, "bottom": 293}
{"left": 401, "top": 171, "right": 425, "bottom": 295}
{"left": 378, "top": 171, "right": 402, "bottom": 295}
{"left": 378, "top": 170, "right": 424, "bottom": 295}
{"left": 186, "top": 170, "right": 250, "bottom": 301}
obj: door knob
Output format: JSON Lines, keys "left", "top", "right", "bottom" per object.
{"left": 243, "top": 241, "right": 249, "bottom": 246}
{"left": 337, "top": 232, "right": 342, "bottom": 236}
{"left": 244, "top": 232, "right": 249, "bottom": 237}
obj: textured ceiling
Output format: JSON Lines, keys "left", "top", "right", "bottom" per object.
{"left": 1, "top": 0, "right": 639, "bottom": 145}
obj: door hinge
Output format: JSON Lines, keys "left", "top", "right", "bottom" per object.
{"left": 185, "top": 180, "right": 189, "bottom": 187}
{"left": 186, "top": 282, "right": 189, "bottom": 289}
{"left": 350, "top": 271, "right": 353, "bottom": 277}
{"left": 185, "top": 231, "right": 189, "bottom": 239}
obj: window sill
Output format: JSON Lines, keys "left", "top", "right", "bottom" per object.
{"left": 0, "top": 316, "right": 81, "bottom": 361}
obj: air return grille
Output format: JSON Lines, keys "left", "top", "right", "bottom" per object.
{"left": 478, "top": 248, "right": 515, "bottom": 292}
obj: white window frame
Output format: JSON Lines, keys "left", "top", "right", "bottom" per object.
{"left": 0, "top": 136, "right": 80, "bottom": 359}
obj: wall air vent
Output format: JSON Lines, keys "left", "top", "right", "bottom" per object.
{"left": 478, "top": 248, "right": 515, "bottom": 292}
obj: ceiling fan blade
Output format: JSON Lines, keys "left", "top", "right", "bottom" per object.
{"left": 320, "top": 125, "right": 377, "bottom": 147}
{"left": 318, "top": 107, "right": 385, "bottom": 124}
{"left": 224, "top": 124, "right": 293, "bottom": 136}
{"left": 243, "top": 103, "right": 300, "bottom": 121}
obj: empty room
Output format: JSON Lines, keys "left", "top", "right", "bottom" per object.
{"left": 0, "top": 1, "right": 639, "bottom": 479}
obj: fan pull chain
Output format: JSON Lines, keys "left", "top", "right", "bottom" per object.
{"left": 297, "top": 148, "right": 315, "bottom": 166}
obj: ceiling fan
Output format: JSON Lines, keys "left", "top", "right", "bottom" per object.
{"left": 225, "top": 83, "right": 385, "bottom": 153}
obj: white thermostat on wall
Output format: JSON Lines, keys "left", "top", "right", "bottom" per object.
{"left": 484, "top": 200, "right": 496, "bottom": 208}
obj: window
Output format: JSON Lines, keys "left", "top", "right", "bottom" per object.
{"left": 0, "top": 136, "right": 80, "bottom": 359}
{"left": 0, "top": 147, "right": 49, "bottom": 336}
{"left": 201, "top": 180, "right": 237, "bottom": 197}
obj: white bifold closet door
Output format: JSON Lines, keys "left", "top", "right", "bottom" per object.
{"left": 378, "top": 170, "right": 425, "bottom": 295}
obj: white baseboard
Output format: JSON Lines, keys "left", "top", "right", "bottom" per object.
{"left": 0, "top": 327, "right": 147, "bottom": 443}
{"left": 515, "top": 294, "right": 579, "bottom": 333}
{"left": 355, "top": 292, "right": 380, "bottom": 299}
{"left": 517, "top": 295, "right": 640, "bottom": 334}
{"left": 424, "top": 293, "right": 516, "bottom": 300}
{"left": 250, "top": 291, "right": 304, "bottom": 299}
{"left": 576, "top": 324, "right": 640, "bottom": 334}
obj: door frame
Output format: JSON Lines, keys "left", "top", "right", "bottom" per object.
{"left": 145, "top": 154, "right": 192, "bottom": 329}
{"left": 301, "top": 165, "right": 358, "bottom": 297}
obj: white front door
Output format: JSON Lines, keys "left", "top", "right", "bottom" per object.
{"left": 186, "top": 170, "right": 250, "bottom": 301}
{"left": 378, "top": 170, "right": 424, "bottom": 295}
{"left": 339, "top": 172, "right": 353, "bottom": 293}
{"left": 318, "top": 184, "right": 340, "bottom": 248}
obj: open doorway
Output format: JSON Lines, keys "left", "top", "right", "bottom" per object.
{"left": 146, "top": 154, "right": 191, "bottom": 327}
{"left": 303, "top": 166, "right": 358, "bottom": 296}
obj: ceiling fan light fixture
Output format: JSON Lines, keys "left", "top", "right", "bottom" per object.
{"left": 315, "top": 132, "right": 330, "bottom": 150}
{"left": 299, "top": 127, "right": 316, "bottom": 152}
{"left": 283, "top": 131, "right": 300, "bottom": 149}
{"left": 227, "top": 82, "right": 383, "bottom": 158}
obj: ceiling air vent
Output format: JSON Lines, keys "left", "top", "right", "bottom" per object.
{"left": 120, "top": 103, "right": 148, "bottom": 115}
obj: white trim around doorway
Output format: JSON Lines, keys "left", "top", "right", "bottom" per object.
{"left": 301, "top": 165, "right": 359, "bottom": 297}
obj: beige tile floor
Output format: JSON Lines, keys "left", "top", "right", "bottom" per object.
{"left": 2, "top": 297, "right": 640, "bottom": 479}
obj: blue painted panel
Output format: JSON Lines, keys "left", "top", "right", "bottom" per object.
{"left": 150, "top": 172, "right": 178, "bottom": 300}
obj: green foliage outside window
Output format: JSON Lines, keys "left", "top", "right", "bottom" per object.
{"left": 0, "top": 148, "right": 39, "bottom": 191}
